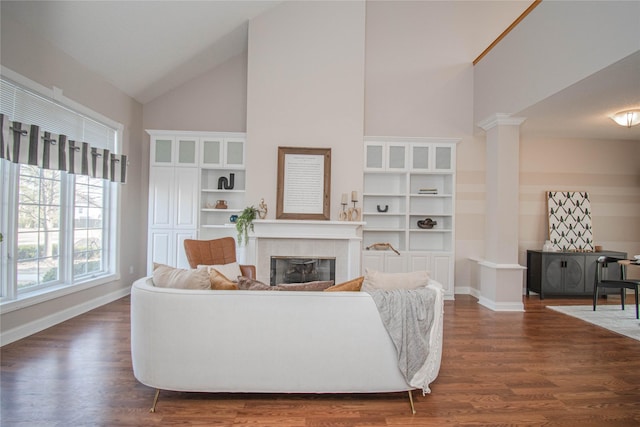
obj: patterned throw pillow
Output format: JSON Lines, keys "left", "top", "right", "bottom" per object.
{"left": 324, "top": 276, "right": 364, "bottom": 292}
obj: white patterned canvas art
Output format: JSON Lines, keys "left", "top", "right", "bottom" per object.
{"left": 547, "top": 191, "right": 593, "bottom": 252}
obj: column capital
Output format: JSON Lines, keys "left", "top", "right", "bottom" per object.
{"left": 477, "top": 113, "right": 526, "bottom": 131}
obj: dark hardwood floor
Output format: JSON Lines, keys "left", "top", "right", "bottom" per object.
{"left": 2, "top": 294, "right": 639, "bottom": 426}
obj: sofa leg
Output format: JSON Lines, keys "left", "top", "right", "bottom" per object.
{"left": 149, "top": 389, "right": 160, "bottom": 413}
{"left": 407, "top": 390, "right": 416, "bottom": 415}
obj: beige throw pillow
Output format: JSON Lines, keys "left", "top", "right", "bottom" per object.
{"left": 209, "top": 269, "right": 239, "bottom": 290}
{"left": 152, "top": 263, "right": 211, "bottom": 290}
{"left": 324, "top": 276, "right": 364, "bottom": 292}
{"left": 362, "top": 269, "right": 429, "bottom": 291}
{"left": 198, "top": 262, "right": 242, "bottom": 282}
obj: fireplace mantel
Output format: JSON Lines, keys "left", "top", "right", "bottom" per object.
{"left": 251, "top": 219, "right": 365, "bottom": 239}
{"left": 244, "top": 220, "right": 365, "bottom": 284}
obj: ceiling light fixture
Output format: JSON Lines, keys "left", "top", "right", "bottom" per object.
{"left": 611, "top": 109, "right": 640, "bottom": 127}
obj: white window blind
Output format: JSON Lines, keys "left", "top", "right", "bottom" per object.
{"left": 0, "top": 78, "right": 117, "bottom": 152}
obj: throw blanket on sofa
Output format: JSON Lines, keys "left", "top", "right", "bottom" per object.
{"left": 367, "top": 287, "right": 436, "bottom": 393}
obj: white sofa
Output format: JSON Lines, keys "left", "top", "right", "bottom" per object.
{"left": 130, "top": 276, "right": 444, "bottom": 412}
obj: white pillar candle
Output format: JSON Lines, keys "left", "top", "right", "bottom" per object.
{"left": 341, "top": 193, "right": 348, "bottom": 204}
{"left": 351, "top": 191, "right": 358, "bottom": 202}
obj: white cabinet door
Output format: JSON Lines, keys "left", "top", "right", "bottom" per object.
{"left": 384, "top": 254, "right": 407, "bottom": 273}
{"left": 175, "top": 230, "right": 197, "bottom": 269}
{"left": 148, "top": 229, "right": 172, "bottom": 273}
{"left": 408, "top": 253, "right": 430, "bottom": 271}
{"left": 362, "top": 251, "right": 385, "bottom": 272}
{"left": 148, "top": 167, "right": 174, "bottom": 228}
{"left": 147, "top": 229, "right": 196, "bottom": 273}
{"left": 174, "top": 168, "right": 198, "bottom": 229}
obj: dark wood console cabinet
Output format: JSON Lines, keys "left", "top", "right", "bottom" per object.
{"left": 526, "top": 250, "right": 627, "bottom": 299}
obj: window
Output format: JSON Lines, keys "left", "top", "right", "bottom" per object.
{"left": 1, "top": 73, "right": 120, "bottom": 303}
{"left": 16, "top": 165, "right": 62, "bottom": 291}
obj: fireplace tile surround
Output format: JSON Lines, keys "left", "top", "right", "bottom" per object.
{"left": 242, "top": 220, "right": 365, "bottom": 285}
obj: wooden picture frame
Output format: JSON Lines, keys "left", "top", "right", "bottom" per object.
{"left": 276, "top": 147, "right": 331, "bottom": 220}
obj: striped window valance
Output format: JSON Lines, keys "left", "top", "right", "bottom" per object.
{"left": 0, "top": 114, "right": 127, "bottom": 183}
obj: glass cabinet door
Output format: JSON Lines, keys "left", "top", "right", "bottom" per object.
{"left": 153, "top": 138, "right": 174, "bottom": 165}
{"left": 225, "top": 139, "right": 244, "bottom": 168}
{"left": 433, "top": 145, "right": 453, "bottom": 171}
{"left": 176, "top": 137, "right": 198, "bottom": 166}
{"left": 411, "top": 144, "right": 430, "bottom": 171}
{"left": 200, "top": 139, "right": 223, "bottom": 167}
{"left": 386, "top": 144, "right": 407, "bottom": 171}
{"left": 364, "top": 143, "right": 385, "bottom": 171}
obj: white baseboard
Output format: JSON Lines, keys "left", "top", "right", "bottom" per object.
{"left": 454, "top": 286, "right": 481, "bottom": 299}
{"left": 1, "top": 287, "right": 131, "bottom": 346}
{"left": 477, "top": 296, "right": 524, "bottom": 312}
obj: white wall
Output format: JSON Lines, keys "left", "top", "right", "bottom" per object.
{"left": 363, "top": 1, "right": 525, "bottom": 289}
{"left": 143, "top": 52, "right": 247, "bottom": 132}
{"left": 519, "top": 136, "right": 640, "bottom": 276}
{"left": 0, "top": 15, "right": 144, "bottom": 341}
{"left": 245, "top": 1, "right": 366, "bottom": 215}
{"left": 474, "top": 0, "right": 640, "bottom": 121}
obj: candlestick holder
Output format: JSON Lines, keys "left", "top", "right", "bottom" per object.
{"left": 339, "top": 202, "right": 348, "bottom": 221}
{"left": 348, "top": 200, "right": 361, "bottom": 221}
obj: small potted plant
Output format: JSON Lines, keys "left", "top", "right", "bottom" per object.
{"left": 236, "top": 206, "right": 258, "bottom": 246}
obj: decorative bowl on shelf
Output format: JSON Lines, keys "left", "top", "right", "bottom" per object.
{"left": 417, "top": 218, "right": 437, "bottom": 229}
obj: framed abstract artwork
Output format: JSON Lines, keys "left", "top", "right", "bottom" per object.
{"left": 547, "top": 191, "right": 593, "bottom": 252}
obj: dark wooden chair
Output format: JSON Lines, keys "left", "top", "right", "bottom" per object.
{"left": 183, "top": 237, "right": 256, "bottom": 279}
{"left": 593, "top": 256, "right": 639, "bottom": 319}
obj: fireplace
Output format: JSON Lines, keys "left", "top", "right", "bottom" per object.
{"left": 243, "top": 219, "right": 364, "bottom": 285}
{"left": 270, "top": 256, "right": 336, "bottom": 285}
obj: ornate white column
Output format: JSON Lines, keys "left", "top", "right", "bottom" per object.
{"left": 476, "top": 113, "right": 526, "bottom": 311}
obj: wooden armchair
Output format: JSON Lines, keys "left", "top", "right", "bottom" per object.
{"left": 183, "top": 237, "right": 256, "bottom": 279}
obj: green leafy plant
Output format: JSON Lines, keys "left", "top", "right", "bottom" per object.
{"left": 236, "top": 206, "right": 258, "bottom": 246}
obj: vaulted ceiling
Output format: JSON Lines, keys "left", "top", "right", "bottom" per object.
{"left": 2, "top": 1, "right": 638, "bottom": 140}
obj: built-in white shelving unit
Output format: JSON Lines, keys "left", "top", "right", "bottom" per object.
{"left": 146, "top": 130, "right": 246, "bottom": 273}
{"left": 362, "top": 137, "right": 459, "bottom": 298}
